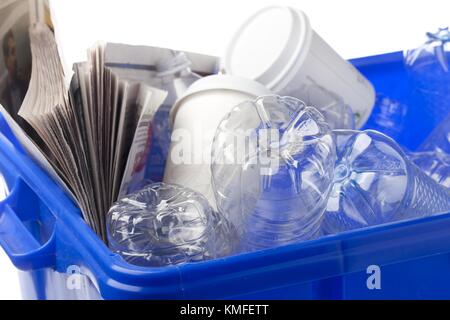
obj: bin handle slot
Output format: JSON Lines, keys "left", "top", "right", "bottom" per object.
{"left": 0, "top": 174, "right": 56, "bottom": 271}
{"left": 0, "top": 114, "right": 56, "bottom": 271}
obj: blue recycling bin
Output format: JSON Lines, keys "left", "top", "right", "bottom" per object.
{"left": 0, "top": 51, "right": 449, "bottom": 300}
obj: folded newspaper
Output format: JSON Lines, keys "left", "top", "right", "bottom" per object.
{"left": 16, "top": 23, "right": 169, "bottom": 240}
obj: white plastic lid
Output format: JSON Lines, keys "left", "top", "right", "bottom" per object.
{"left": 223, "top": 6, "right": 312, "bottom": 91}
{"left": 170, "top": 74, "right": 271, "bottom": 125}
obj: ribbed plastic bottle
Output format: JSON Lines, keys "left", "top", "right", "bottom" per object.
{"left": 322, "top": 130, "right": 450, "bottom": 235}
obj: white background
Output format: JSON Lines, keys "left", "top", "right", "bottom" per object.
{"left": 1, "top": 0, "right": 449, "bottom": 299}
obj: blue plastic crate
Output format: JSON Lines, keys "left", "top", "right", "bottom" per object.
{"left": 0, "top": 51, "right": 449, "bottom": 300}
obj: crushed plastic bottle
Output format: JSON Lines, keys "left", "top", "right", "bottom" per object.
{"left": 211, "top": 95, "right": 335, "bottom": 251}
{"left": 321, "top": 130, "right": 450, "bottom": 235}
{"left": 405, "top": 27, "right": 450, "bottom": 128}
{"left": 147, "top": 51, "right": 201, "bottom": 181}
{"left": 107, "top": 182, "right": 237, "bottom": 266}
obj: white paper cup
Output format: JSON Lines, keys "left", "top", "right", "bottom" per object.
{"left": 163, "top": 75, "right": 271, "bottom": 209}
{"left": 223, "top": 6, "right": 375, "bottom": 128}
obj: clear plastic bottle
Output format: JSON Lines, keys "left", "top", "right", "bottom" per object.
{"left": 419, "top": 111, "right": 450, "bottom": 153}
{"left": 408, "top": 149, "right": 450, "bottom": 188}
{"left": 405, "top": 27, "right": 450, "bottom": 128}
{"left": 107, "top": 182, "right": 237, "bottom": 266}
{"left": 211, "top": 95, "right": 335, "bottom": 251}
{"left": 147, "top": 51, "right": 201, "bottom": 181}
{"left": 408, "top": 111, "right": 450, "bottom": 187}
{"left": 322, "top": 130, "right": 450, "bottom": 235}
{"left": 364, "top": 94, "right": 408, "bottom": 142}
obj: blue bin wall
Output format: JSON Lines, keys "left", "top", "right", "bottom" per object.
{"left": 0, "top": 51, "right": 450, "bottom": 300}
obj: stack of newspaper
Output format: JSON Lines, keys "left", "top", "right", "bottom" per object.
{"left": 17, "top": 23, "right": 167, "bottom": 240}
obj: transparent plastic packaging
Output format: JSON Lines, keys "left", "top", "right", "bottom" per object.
{"left": 420, "top": 111, "right": 450, "bottom": 153}
{"left": 365, "top": 94, "right": 408, "bottom": 141}
{"left": 405, "top": 27, "right": 450, "bottom": 128}
{"left": 322, "top": 130, "right": 450, "bottom": 235}
{"left": 107, "top": 182, "right": 237, "bottom": 266}
{"left": 211, "top": 95, "right": 335, "bottom": 251}
{"left": 409, "top": 110, "right": 450, "bottom": 187}
{"left": 409, "top": 150, "right": 450, "bottom": 188}
{"left": 302, "top": 84, "right": 355, "bottom": 130}
{"left": 125, "top": 179, "right": 154, "bottom": 195}
{"left": 147, "top": 51, "right": 201, "bottom": 181}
